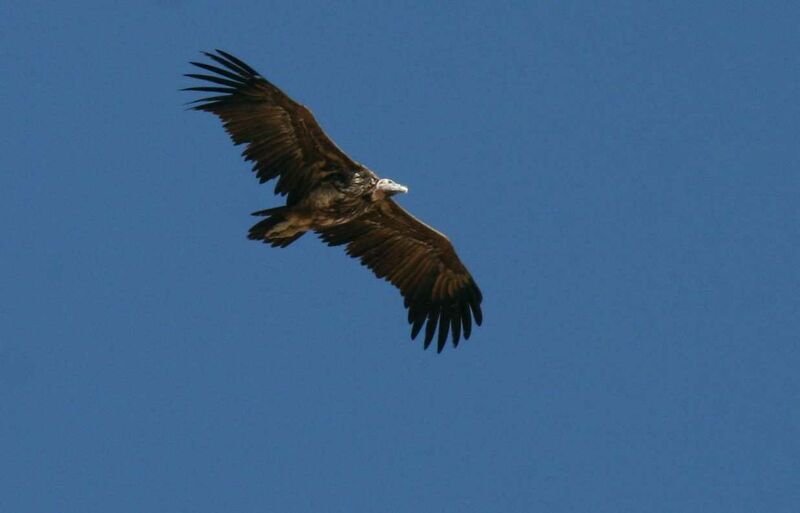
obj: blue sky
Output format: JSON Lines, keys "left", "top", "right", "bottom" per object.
{"left": 2, "top": 1, "right": 798, "bottom": 511}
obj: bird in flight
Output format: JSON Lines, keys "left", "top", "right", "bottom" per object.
{"left": 184, "top": 50, "right": 482, "bottom": 352}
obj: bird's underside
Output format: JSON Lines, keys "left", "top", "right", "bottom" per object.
{"left": 185, "top": 49, "right": 482, "bottom": 352}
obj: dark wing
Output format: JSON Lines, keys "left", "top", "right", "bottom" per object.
{"left": 184, "top": 50, "right": 362, "bottom": 205}
{"left": 319, "top": 200, "right": 483, "bottom": 352}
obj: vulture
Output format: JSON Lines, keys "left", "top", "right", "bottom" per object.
{"left": 184, "top": 50, "right": 482, "bottom": 352}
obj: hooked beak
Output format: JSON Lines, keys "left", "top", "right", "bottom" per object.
{"left": 380, "top": 181, "right": 409, "bottom": 195}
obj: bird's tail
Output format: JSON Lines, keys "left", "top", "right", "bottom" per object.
{"left": 247, "top": 207, "right": 306, "bottom": 248}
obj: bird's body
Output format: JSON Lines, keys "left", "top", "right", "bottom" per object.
{"left": 250, "top": 168, "right": 385, "bottom": 244}
{"left": 185, "top": 50, "right": 482, "bottom": 352}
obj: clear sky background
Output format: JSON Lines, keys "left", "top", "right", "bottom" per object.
{"left": 2, "top": 1, "right": 798, "bottom": 511}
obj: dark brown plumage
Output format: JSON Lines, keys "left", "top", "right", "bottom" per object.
{"left": 185, "top": 50, "right": 482, "bottom": 352}
{"left": 185, "top": 50, "right": 357, "bottom": 205}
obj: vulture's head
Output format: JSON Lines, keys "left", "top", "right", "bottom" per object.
{"left": 375, "top": 178, "right": 409, "bottom": 198}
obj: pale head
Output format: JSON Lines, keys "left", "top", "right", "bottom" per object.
{"left": 375, "top": 178, "right": 409, "bottom": 197}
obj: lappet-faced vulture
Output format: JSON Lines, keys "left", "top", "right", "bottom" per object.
{"left": 185, "top": 50, "right": 482, "bottom": 352}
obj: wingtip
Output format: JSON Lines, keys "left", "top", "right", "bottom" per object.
{"left": 423, "top": 334, "right": 433, "bottom": 350}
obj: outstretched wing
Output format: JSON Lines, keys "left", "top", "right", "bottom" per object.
{"left": 319, "top": 200, "right": 483, "bottom": 352}
{"left": 184, "top": 50, "right": 362, "bottom": 205}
